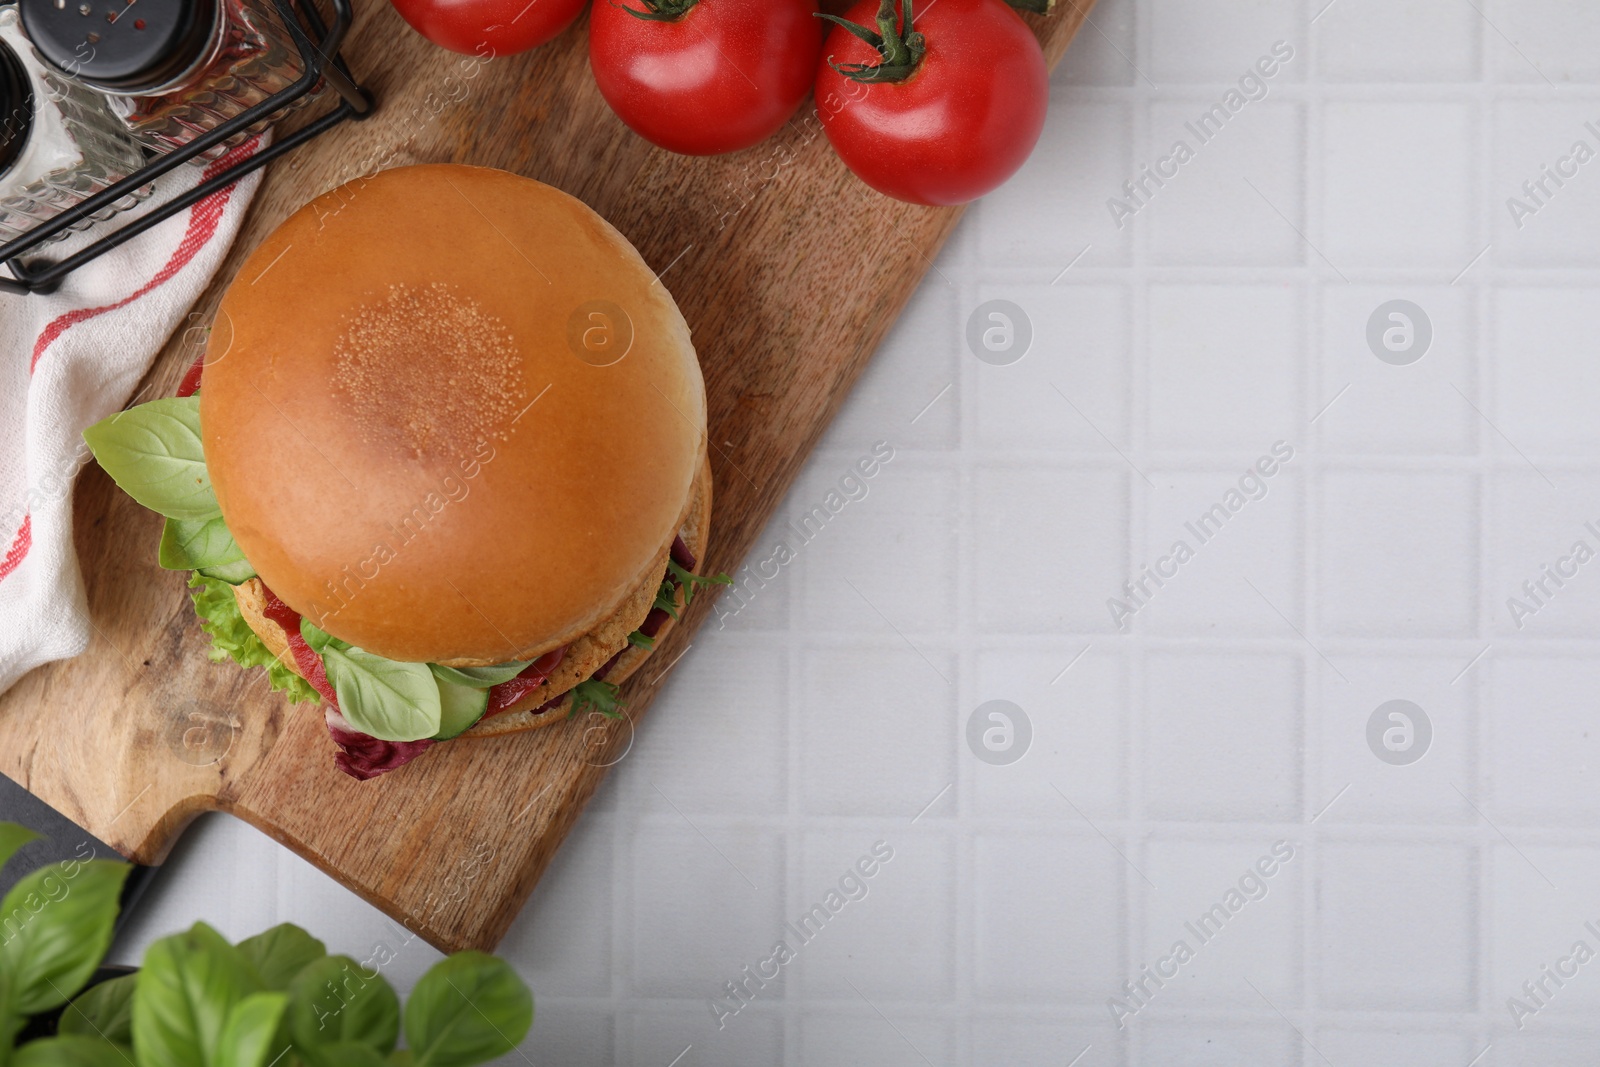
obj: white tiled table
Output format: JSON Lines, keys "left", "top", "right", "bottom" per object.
{"left": 112, "top": 1, "right": 1600, "bottom": 1063}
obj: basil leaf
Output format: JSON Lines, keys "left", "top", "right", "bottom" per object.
{"left": 0, "top": 822, "right": 40, "bottom": 873}
{"left": 82, "top": 397, "right": 219, "bottom": 521}
{"left": 299, "top": 621, "right": 347, "bottom": 656}
{"left": 0, "top": 859, "right": 129, "bottom": 1015}
{"left": 197, "top": 560, "right": 257, "bottom": 585}
{"left": 322, "top": 647, "right": 442, "bottom": 742}
{"left": 236, "top": 925, "right": 326, "bottom": 992}
{"left": 404, "top": 953, "right": 532, "bottom": 1067}
{"left": 427, "top": 662, "right": 528, "bottom": 689}
{"left": 132, "top": 922, "right": 261, "bottom": 1067}
{"left": 287, "top": 956, "right": 399, "bottom": 1062}
{"left": 60, "top": 973, "right": 137, "bottom": 1043}
{"left": 214, "top": 991, "right": 289, "bottom": 1067}
{"left": 13, "top": 1036, "right": 131, "bottom": 1066}
{"left": 311, "top": 1043, "right": 386, "bottom": 1067}
{"left": 158, "top": 516, "right": 246, "bottom": 572}
{"left": 0, "top": 1011, "right": 20, "bottom": 1067}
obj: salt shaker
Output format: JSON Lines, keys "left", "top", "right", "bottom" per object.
{"left": 0, "top": 6, "right": 148, "bottom": 244}
{"left": 18, "top": 0, "right": 316, "bottom": 159}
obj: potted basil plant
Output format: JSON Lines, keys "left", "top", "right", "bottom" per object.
{"left": 0, "top": 822, "right": 533, "bottom": 1066}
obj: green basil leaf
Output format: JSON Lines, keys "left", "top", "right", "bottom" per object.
{"left": 196, "top": 560, "right": 257, "bottom": 585}
{"left": 60, "top": 973, "right": 137, "bottom": 1043}
{"left": 317, "top": 1043, "right": 386, "bottom": 1067}
{"left": 82, "top": 397, "right": 219, "bottom": 521}
{"left": 158, "top": 516, "right": 245, "bottom": 572}
{"left": 0, "top": 860, "right": 129, "bottom": 1015}
{"left": 236, "top": 925, "right": 327, "bottom": 992}
{"left": 298, "top": 621, "right": 347, "bottom": 656}
{"left": 132, "top": 922, "right": 261, "bottom": 1067}
{"left": 287, "top": 956, "right": 399, "bottom": 1061}
{"left": 427, "top": 662, "right": 528, "bottom": 689}
{"left": 404, "top": 953, "right": 532, "bottom": 1067}
{"left": 0, "top": 823, "right": 40, "bottom": 874}
{"left": 214, "top": 991, "right": 289, "bottom": 1067}
{"left": 322, "top": 647, "right": 441, "bottom": 742}
{"left": 13, "top": 1036, "right": 132, "bottom": 1066}
{"left": 0, "top": 1011, "right": 25, "bottom": 1067}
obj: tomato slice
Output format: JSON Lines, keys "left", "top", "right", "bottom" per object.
{"left": 486, "top": 645, "right": 569, "bottom": 716}
{"left": 259, "top": 583, "right": 337, "bottom": 706}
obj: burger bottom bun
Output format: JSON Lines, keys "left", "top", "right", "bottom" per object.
{"left": 231, "top": 454, "right": 714, "bottom": 739}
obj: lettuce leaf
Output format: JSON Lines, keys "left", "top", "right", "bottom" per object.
{"left": 187, "top": 573, "right": 319, "bottom": 704}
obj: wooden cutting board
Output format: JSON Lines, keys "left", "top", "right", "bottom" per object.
{"left": 0, "top": 0, "right": 1091, "bottom": 952}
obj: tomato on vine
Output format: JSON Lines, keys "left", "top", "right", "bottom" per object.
{"left": 815, "top": 0, "right": 1050, "bottom": 205}
{"left": 589, "top": 0, "right": 824, "bottom": 156}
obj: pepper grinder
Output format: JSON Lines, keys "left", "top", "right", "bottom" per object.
{"left": 18, "top": 0, "right": 319, "bottom": 159}
{"left": 0, "top": 5, "right": 149, "bottom": 244}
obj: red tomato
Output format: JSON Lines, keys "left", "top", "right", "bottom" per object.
{"left": 589, "top": 0, "right": 823, "bottom": 156}
{"left": 390, "top": 0, "right": 588, "bottom": 55}
{"left": 815, "top": 0, "right": 1049, "bottom": 205}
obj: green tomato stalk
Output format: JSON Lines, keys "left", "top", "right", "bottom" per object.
{"left": 816, "top": 0, "right": 926, "bottom": 83}
{"left": 615, "top": 0, "right": 699, "bottom": 22}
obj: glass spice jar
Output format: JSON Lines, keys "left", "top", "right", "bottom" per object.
{"left": 17, "top": 0, "right": 317, "bottom": 160}
{"left": 0, "top": 6, "right": 149, "bottom": 244}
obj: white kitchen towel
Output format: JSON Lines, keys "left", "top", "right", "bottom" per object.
{"left": 0, "top": 136, "right": 266, "bottom": 695}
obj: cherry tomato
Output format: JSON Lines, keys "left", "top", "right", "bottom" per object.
{"left": 589, "top": 0, "right": 823, "bottom": 156}
{"left": 389, "top": 0, "right": 587, "bottom": 55}
{"left": 815, "top": 0, "right": 1049, "bottom": 205}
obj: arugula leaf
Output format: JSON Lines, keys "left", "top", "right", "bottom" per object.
{"left": 652, "top": 581, "right": 680, "bottom": 621}
{"left": 213, "top": 992, "right": 289, "bottom": 1067}
{"left": 159, "top": 516, "right": 247, "bottom": 573}
{"left": 286, "top": 956, "right": 399, "bottom": 1062}
{"left": 625, "top": 631, "right": 654, "bottom": 651}
{"left": 60, "top": 973, "right": 137, "bottom": 1043}
{"left": 0, "top": 823, "right": 40, "bottom": 874}
{"left": 0, "top": 860, "right": 129, "bottom": 1015}
{"left": 666, "top": 561, "right": 733, "bottom": 608}
{"left": 427, "top": 662, "right": 528, "bottom": 690}
{"left": 321, "top": 646, "right": 442, "bottom": 742}
{"left": 132, "top": 922, "right": 261, "bottom": 1067}
{"left": 81, "top": 397, "right": 219, "bottom": 521}
{"left": 188, "top": 574, "right": 318, "bottom": 704}
{"left": 236, "top": 925, "right": 327, "bottom": 992}
{"left": 403, "top": 953, "right": 532, "bottom": 1067}
{"left": 569, "top": 679, "right": 623, "bottom": 720}
{"left": 13, "top": 1036, "right": 131, "bottom": 1066}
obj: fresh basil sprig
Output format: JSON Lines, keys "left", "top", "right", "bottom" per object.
{"left": 0, "top": 828, "right": 535, "bottom": 1066}
{"left": 132, "top": 922, "right": 271, "bottom": 1067}
{"left": 82, "top": 397, "right": 219, "bottom": 522}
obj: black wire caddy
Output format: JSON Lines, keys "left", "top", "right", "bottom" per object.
{"left": 0, "top": 0, "right": 374, "bottom": 295}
